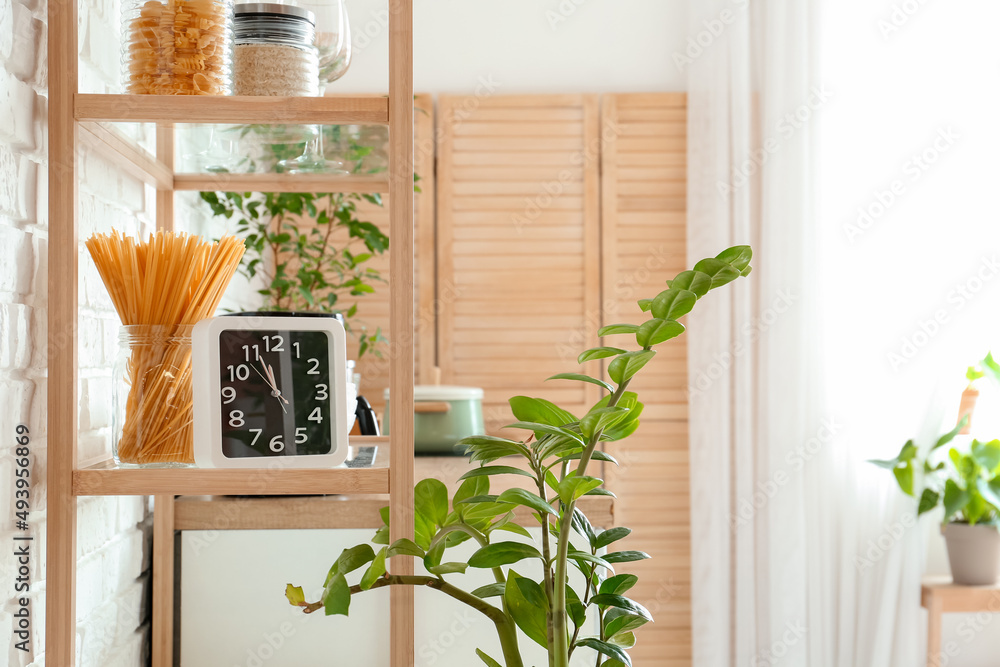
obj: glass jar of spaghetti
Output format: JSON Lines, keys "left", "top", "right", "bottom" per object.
{"left": 121, "top": 0, "right": 234, "bottom": 95}
{"left": 112, "top": 325, "right": 195, "bottom": 467}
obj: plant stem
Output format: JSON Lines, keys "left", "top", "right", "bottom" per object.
{"left": 551, "top": 372, "right": 637, "bottom": 666}
{"left": 300, "top": 575, "right": 524, "bottom": 667}
{"left": 537, "top": 472, "right": 556, "bottom": 666}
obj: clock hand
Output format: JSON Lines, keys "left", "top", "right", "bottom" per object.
{"left": 266, "top": 363, "right": 290, "bottom": 405}
{"left": 252, "top": 358, "right": 289, "bottom": 414}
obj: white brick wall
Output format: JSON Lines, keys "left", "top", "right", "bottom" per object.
{"left": 0, "top": 0, "right": 155, "bottom": 666}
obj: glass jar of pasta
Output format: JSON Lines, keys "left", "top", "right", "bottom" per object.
{"left": 112, "top": 325, "right": 195, "bottom": 467}
{"left": 121, "top": 0, "right": 234, "bottom": 95}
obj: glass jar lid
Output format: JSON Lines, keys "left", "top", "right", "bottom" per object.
{"left": 234, "top": 3, "right": 316, "bottom": 47}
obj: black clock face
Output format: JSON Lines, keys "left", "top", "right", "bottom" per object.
{"left": 217, "top": 329, "right": 334, "bottom": 458}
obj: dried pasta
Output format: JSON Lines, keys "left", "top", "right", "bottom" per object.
{"left": 86, "top": 231, "right": 245, "bottom": 464}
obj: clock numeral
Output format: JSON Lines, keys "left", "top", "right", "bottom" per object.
{"left": 292, "top": 341, "right": 300, "bottom": 359}
{"left": 308, "top": 407, "right": 324, "bottom": 423}
{"left": 242, "top": 345, "right": 260, "bottom": 362}
{"left": 228, "top": 364, "right": 250, "bottom": 382}
{"left": 315, "top": 383, "right": 329, "bottom": 401}
{"left": 306, "top": 358, "right": 321, "bottom": 375}
{"left": 222, "top": 386, "right": 236, "bottom": 405}
{"left": 269, "top": 434, "right": 285, "bottom": 452}
{"left": 295, "top": 427, "right": 308, "bottom": 444}
{"left": 229, "top": 410, "right": 245, "bottom": 428}
{"left": 265, "top": 335, "right": 284, "bottom": 352}
{"left": 249, "top": 428, "right": 263, "bottom": 448}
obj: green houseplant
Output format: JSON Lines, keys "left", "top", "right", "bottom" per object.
{"left": 872, "top": 416, "right": 1000, "bottom": 584}
{"left": 285, "top": 246, "right": 754, "bottom": 667}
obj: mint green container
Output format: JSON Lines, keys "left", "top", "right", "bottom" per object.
{"left": 383, "top": 386, "right": 485, "bottom": 454}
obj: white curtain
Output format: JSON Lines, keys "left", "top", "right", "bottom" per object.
{"left": 687, "top": 0, "right": 1000, "bottom": 665}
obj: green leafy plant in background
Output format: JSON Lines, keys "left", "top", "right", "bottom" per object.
{"left": 872, "top": 417, "right": 1000, "bottom": 526}
{"left": 199, "top": 125, "right": 402, "bottom": 358}
{"left": 285, "top": 246, "right": 753, "bottom": 667}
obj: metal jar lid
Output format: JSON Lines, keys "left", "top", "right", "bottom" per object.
{"left": 234, "top": 3, "right": 316, "bottom": 47}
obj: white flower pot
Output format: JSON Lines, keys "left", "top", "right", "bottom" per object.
{"left": 942, "top": 523, "right": 1000, "bottom": 585}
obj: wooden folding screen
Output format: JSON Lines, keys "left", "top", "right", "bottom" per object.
{"left": 600, "top": 93, "right": 690, "bottom": 666}
{"left": 436, "top": 94, "right": 603, "bottom": 429}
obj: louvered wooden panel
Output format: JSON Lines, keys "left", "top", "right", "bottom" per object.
{"left": 437, "top": 94, "right": 602, "bottom": 433}
{"left": 282, "top": 94, "right": 435, "bottom": 412}
{"left": 601, "top": 93, "right": 691, "bottom": 666}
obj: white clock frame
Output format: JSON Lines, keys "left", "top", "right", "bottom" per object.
{"left": 192, "top": 315, "right": 350, "bottom": 468}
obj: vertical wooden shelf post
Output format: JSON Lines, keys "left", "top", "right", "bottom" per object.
{"left": 46, "top": 0, "right": 79, "bottom": 664}
{"left": 388, "top": 0, "right": 416, "bottom": 665}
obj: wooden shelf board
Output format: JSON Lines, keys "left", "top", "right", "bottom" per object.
{"left": 74, "top": 461, "right": 389, "bottom": 497}
{"left": 79, "top": 122, "right": 173, "bottom": 189}
{"left": 75, "top": 94, "right": 389, "bottom": 125}
{"left": 173, "top": 494, "right": 612, "bottom": 530}
{"left": 174, "top": 173, "right": 390, "bottom": 194}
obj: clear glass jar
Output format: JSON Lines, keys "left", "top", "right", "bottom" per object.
{"left": 233, "top": 3, "right": 319, "bottom": 96}
{"left": 112, "top": 325, "right": 195, "bottom": 467}
{"left": 121, "top": 0, "right": 234, "bottom": 95}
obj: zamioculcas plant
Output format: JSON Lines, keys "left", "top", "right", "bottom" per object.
{"left": 285, "top": 246, "right": 754, "bottom": 667}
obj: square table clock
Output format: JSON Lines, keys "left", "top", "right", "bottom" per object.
{"left": 192, "top": 313, "right": 349, "bottom": 468}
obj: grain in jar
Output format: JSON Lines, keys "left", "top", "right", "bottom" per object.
{"left": 233, "top": 3, "right": 319, "bottom": 96}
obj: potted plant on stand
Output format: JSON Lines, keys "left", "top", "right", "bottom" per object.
{"left": 872, "top": 416, "right": 1000, "bottom": 585}
{"left": 284, "top": 246, "right": 754, "bottom": 667}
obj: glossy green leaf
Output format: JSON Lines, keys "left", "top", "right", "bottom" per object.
{"left": 595, "top": 526, "right": 632, "bottom": 549}
{"left": 469, "top": 542, "right": 542, "bottom": 568}
{"left": 667, "top": 270, "right": 712, "bottom": 298}
{"left": 716, "top": 245, "right": 753, "bottom": 271}
{"left": 600, "top": 574, "right": 639, "bottom": 596}
{"left": 933, "top": 418, "right": 968, "bottom": 451}
{"left": 569, "top": 551, "right": 615, "bottom": 573}
{"left": 635, "top": 318, "right": 685, "bottom": 348}
{"left": 453, "top": 476, "right": 490, "bottom": 516}
{"left": 603, "top": 550, "right": 651, "bottom": 564}
{"left": 558, "top": 475, "right": 605, "bottom": 504}
{"left": 476, "top": 649, "right": 503, "bottom": 667}
{"left": 285, "top": 584, "right": 306, "bottom": 606}
{"left": 609, "top": 631, "right": 637, "bottom": 649}
{"left": 599, "top": 323, "right": 641, "bottom": 336}
{"left": 972, "top": 439, "right": 1000, "bottom": 474}
{"left": 580, "top": 406, "right": 630, "bottom": 441}
{"left": 918, "top": 489, "right": 940, "bottom": 516}
{"left": 459, "top": 466, "right": 535, "bottom": 481}
{"left": 427, "top": 561, "right": 469, "bottom": 576}
{"left": 497, "top": 488, "right": 557, "bottom": 516}
{"left": 651, "top": 288, "right": 697, "bottom": 321}
{"left": 575, "top": 639, "right": 632, "bottom": 667}
{"left": 567, "top": 584, "right": 587, "bottom": 628}
{"left": 578, "top": 347, "right": 628, "bottom": 364}
{"left": 415, "top": 478, "right": 450, "bottom": 527}
{"left": 504, "top": 421, "right": 584, "bottom": 445}
{"left": 692, "top": 258, "right": 740, "bottom": 289}
{"left": 386, "top": 538, "right": 425, "bottom": 558}
{"left": 603, "top": 607, "right": 650, "bottom": 638}
{"left": 556, "top": 449, "right": 620, "bottom": 467}
{"left": 608, "top": 350, "right": 656, "bottom": 385}
{"left": 492, "top": 521, "right": 533, "bottom": 539}
{"left": 505, "top": 571, "right": 549, "bottom": 648}
{"left": 585, "top": 487, "right": 617, "bottom": 498}
{"left": 572, "top": 508, "right": 597, "bottom": 547}
{"left": 509, "top": 396, "right": 578, "bottom": 428}
{"left": 547, "top": 372, "right": 615, "bottom": 394}
{"left": 471, "top": 583, "right": 506, "bottom": 599}
{"left": 591, "top": 594, "right": 652, "bottom": 622}
{"left": 637, "top": 298, "right": 653, "bottom": 312}
{"left": 359, "top": 548, "right": 387, "bottom": 590}
{"left": 976, "top": 477, "right": 1000, "bottom": 511}
{"left": 336, "top": 544, "right": 376, "bottom": 576}
{"left": 944, "top": 479, "right": 970, "bottom": 521}
{"left": 322, "top": 572, "right": 351, "bottom": 616}
{"left": 463, "top": 500, "right": 517, "bottom": 523}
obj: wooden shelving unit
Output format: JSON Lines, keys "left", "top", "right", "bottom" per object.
{"left": 45, "top": 1, "right": 415, "bottom": 666}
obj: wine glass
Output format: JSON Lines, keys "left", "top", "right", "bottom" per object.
{"left": 281, "top": 0, "right": 354, "bottom": 174}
